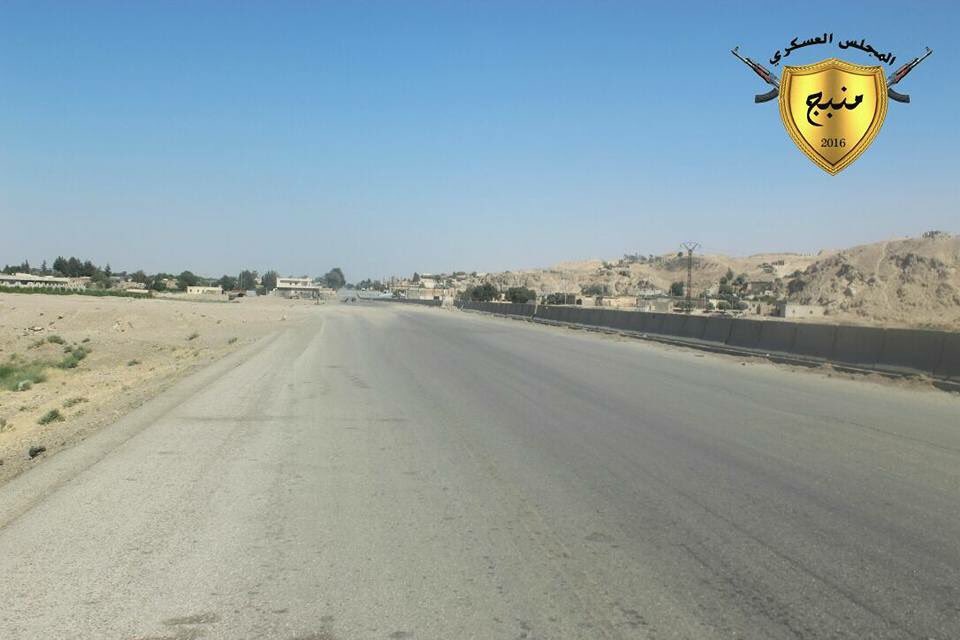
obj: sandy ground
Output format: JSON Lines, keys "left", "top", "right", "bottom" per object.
{"left": 0, "top": 292, "right": 321, "bottom": 484}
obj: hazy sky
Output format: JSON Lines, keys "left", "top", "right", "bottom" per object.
{"left": 1, "top": 1, "right": 956, "bottom": 281}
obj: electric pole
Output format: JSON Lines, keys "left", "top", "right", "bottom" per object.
{"left": 680, "top": 242, "right": 700, "bottom": 314}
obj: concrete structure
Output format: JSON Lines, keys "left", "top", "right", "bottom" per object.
{"left": 744, "top": 302, "right": 775, "bottom": 316}
{"left": 0, "top": 273, "right": 85, "bottom": 291}
{"left": 638, "top": 297, "right": 675, "bottom": 313}
{"left": 598, "top": 296, "right": 638, "bottom": 309}
{"left": 401, "top": 286, "right": 445, "bottom": 301}
{"left": 275, "top": 277, "right": 325, "bottom": 299}
{"left": 186, "top": 286, "right": 223, "bottom": 295}
{"left": 778, "top": 302, "right": 827, "bottom": 318}
{"left": 115, "top": 280, "right": 147, "bottom": 291}
{"left": 416, "top": 275, "right": 438, "bottom": 289}
{"left": 636, "top": 286, "right": 665, "bottom": 298}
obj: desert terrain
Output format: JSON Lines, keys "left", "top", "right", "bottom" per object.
{"left": 472, "top": 232, "right": 960, "bottom": 329}
{"left": 0, "top": 293, "right": 319, "bottom": 483}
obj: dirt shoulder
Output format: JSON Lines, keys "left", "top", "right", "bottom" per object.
{"left": 0, "top": 293, "right": 320, "bottom": 484}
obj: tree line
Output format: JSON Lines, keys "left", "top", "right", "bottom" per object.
{"left": 2, "top": 256, "right": 347, "bottom": 294}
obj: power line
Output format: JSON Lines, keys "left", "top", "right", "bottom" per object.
{"left": 680, "top": 242, "right": 700, "bottom": 314}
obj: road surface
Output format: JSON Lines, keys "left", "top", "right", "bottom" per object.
{"left": 1, "top": 304, "right": 958, "bottom": 639}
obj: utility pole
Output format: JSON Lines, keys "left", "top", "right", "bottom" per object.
{"left": 680, "top": 242, "right": 700, "bottom": 314}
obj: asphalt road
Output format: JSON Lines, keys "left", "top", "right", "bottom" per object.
{"left": 1, "top": 303, "right": 959, "bottom": 640}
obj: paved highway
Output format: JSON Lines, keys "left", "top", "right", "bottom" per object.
{"left": 1, "top": 304, "right": 958, "bottom": 639}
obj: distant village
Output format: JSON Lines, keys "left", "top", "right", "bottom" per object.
{"left": 0, "top": 258, "right": 344, "bottom": 301}
{"left": 0, "top": 252, "right": 828, "bottom": 319}
{"left": 361, "top": 260, "right": 824, "bottom": 320}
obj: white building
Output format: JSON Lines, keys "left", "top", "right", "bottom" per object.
{"left": 275, "top": 277, "right": 326, "bottom": 298}
{"left": 0, "top": 273, "right": 85, "bottom": 291}
{"left": 186, "top": 286, "right": 223, "bottom": 295}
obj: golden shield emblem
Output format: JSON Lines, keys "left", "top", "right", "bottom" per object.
{"left": 778, "top": 58, "right": 887, "bottom": 174}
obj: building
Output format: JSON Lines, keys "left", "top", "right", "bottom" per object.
{"left": 778, "top": 302, "right": 826, "bottom": 318}
{"left": 275, "top": 276, "right": 325, "bottom": 299}
{"left": 744, "top": 301, "right": 775, "bottom": 316}
{"left": 115, "top": 280, "right": 145, "bottom": 291}
{"left": 597, "top": 295, "right": 638, "bottom": 309}
{"left": 401, "top": 286, "right": 445, "bottom": 301}
{"left": 638, "top": 297, "right": 675, "bottom": 313}
{"left": 745, "top": 280, "right": 776, "bottom": 297}
{"left": 636, "top": 286, "right": 665, "bottom": 298}
{"left": 0, "top": 273, "right": 85, "bottom": 291}
{"left": 186, "top": 286, "right": 223, "bottom": 295}
{"left": 417, "top": 274, "right": 438, "bottom": 289}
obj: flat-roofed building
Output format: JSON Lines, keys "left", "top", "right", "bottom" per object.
{"left": 275, "top": 276, "right": 326, "bottom": 298}
{"left": 186, "top": 286, "right": 223, "bottom": 295}
{"left": 0, "top": 273, "right": 85, "bottom": 291}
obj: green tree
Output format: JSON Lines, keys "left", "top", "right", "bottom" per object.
{"left": 148, "top": 273, "right": 174, "bottom": 291}
{"left": 581, "top": 283, "right": 610, "bottom": 297}
{"left": 505, "top": 287, "right": 536, "bottom": 303}
{"left": 218, "top": 275, "right": 238, "bottom": 291}
{"left": 177, "top": 271, "right": 199, "bottom": 290}
{"left": 66, "top": 258, "right": 82, "bottom": 277}
{"left": 238, "top": 270, "right": 259, "bottom": 290}
{"left": 463, "top": 283, "right": 498, "bottom": 302}
{"left": 545, "top": 293, "right": 576, "bottom": 305}
{"left": 323, "top": 267, "right": 346, "bottom": 289}
{"left": 91, "top": 271, "right": 111, "bottom": 289}
{"left": 357, "top": 279, "right": 385, "bottom": 291}
{"left": 261, "top": 270, "right": 278, "bottom": 292}
{"left": 52, "top": 256, "right": 68, "bottom": 275}
{"left": 670, "top": 281, "right": 685, "bottom": 297}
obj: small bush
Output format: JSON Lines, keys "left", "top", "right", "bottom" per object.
{"left": 81, "top": 337, "right": 91, "bottom": 343}
{"left": 46, "top": 335, "right": 65, "bottom": 345}
{"left": 127, "top": 359, "right": 141, "bottom": 366}
{"left": 38, "top": 409, "right": 64, "bottom": 425}
{"left": 63, "top": 397, "right": 88, "bottom": 408}
{"left": 227, "top": 337, "right": 238, "bottom": 344}
{"left": 57, "top": 346, "right": 90, "bottom": 369}
{"left": 187, "top": 332, "right": 200, "bottom": 341}
{"left": 0, "top": 361, "right": 48, "bottom": 391}
{"left": 29, "top": 339, "right": 45, "bottom": 349}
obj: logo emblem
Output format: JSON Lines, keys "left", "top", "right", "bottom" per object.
{"left": 732, "top": 43, "right": 931, "bottom": 176}
{"left": 778, "top": 59, "right": 886, "bottom": 174}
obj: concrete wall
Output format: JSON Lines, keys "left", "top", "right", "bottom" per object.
{"left": 373, "top": 297, "right": 442, "bottom": 307}
{"left": 456, "top": 302, "right": 959, "bottom": 382}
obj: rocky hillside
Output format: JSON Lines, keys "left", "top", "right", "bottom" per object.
{"left": 784, "top": 232, "right": 960, "bottom": 329}
{"left": 474, "top": 252, "right": 822, "bottom": 299}
{"left": 466, "top": 231, "right": 960, "bottom": 330}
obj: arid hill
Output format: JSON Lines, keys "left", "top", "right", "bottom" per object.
{"left": 469, "top": 232, "right": 960, "bottom": 330}
{"left": 784, "top": 232, "right": 960, "bottom": 329}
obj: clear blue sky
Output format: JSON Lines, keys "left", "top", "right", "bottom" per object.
{"left": 1, "top": 1, "right": 956, "bottom": 281}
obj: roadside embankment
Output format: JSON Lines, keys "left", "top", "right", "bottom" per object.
{"left": 0, "top": 293, "right": 318, "bottom": 483}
